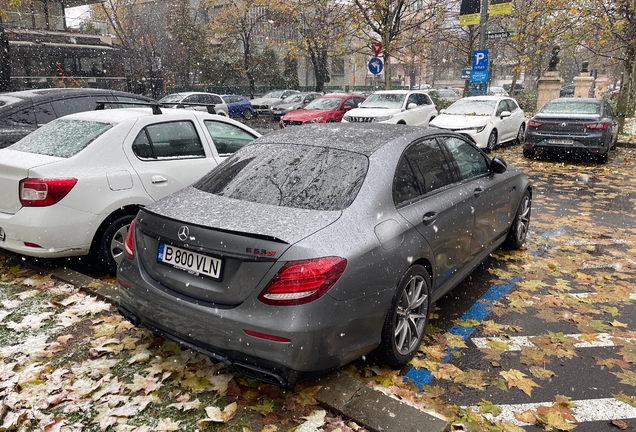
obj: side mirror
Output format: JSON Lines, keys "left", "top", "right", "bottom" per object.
{"left": 500, "top": 110, "right": 512, "bottom": 119}
{"left": 407, "top": 103, "right": 418, "bottom": 110}
{"left": 491, "top": 155, "right": 507, "bottom": 174}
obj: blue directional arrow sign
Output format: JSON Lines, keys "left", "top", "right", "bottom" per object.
{"left": 472, "top": 50, "right": 489, "bottom": 71}
{"left": 369, "top": 57, "right": 384, "bottom": 75}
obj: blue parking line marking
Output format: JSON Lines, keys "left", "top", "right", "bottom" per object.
{"left": 404, "top": 226, "right": 566, "bottom": 389}
{"left": 404, "top": 277, "right": 519, "bottom": 388}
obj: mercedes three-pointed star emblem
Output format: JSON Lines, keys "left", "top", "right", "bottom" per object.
{"left": 178, "top": 226, "right": 189, "bottom": 241}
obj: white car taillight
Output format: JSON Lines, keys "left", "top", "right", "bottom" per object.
{"left": 19, "top": 178, "right": 77, "bottom": 207}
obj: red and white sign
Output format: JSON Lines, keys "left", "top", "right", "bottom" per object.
{"left": 371, "top": 42, "right": 382, "bottom": 57}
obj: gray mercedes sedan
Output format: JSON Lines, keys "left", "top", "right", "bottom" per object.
{"left": 117, "top": 123, "right": 532, "bottom": 385}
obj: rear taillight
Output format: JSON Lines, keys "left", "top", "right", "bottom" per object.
{"left": 258, "top": 256, "right": 347, "bottom": 306}
{"left": 585, "top": 122, "right": 609, "bottom": 130}
{"left": 124, "top": 219, "right": 136, "bottom": 260}
{"left": 527, "top": 119, "right": 543, "bottom": 129}
{"left": 19, "top": 178, "right": 77, "bottom": 207}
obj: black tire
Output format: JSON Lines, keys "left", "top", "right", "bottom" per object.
{"left": 523, "top": 148, "right": 535, "bottom": 158}
{"left": 516, "top": 124, "right": 525, "bottom": 145}
{"left": 503, "top": 191, "right": 531, "bottom": 249}
{"left": 242, "top": 108, "right": 253, "bottom": 120}
{"left": 486, "top": 130, "right": 498, "bottom": 151}
{"left": 376, "top": 265, "right": 430, "bottom": 368}
{"left": 95, "top": 214, "right": 135, "bottom": 274}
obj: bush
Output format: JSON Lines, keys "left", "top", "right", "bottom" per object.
{"left": 514, "top": 90, "right": 538, "bottom": 116}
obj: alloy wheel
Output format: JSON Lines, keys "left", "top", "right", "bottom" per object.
{"left": 394, "top": 275, "right": 429, "bottom": 355}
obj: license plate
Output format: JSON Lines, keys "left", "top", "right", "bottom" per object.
{"left": 549, "top": 138, "right": 573, "bottom": 145}
{"left": 158, "top": 243, "right": 223, "bottom": 280}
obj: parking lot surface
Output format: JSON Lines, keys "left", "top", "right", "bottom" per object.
{"left": 3, "top": 139, "right": 636, "bottom": 431}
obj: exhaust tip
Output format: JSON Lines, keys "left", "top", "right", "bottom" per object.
{"left": 118, "top": 306, "right": 141, "bottom": 326}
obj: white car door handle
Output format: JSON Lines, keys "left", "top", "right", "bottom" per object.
{"left": 151, "top": 175, "right": 168, "bottom": 184}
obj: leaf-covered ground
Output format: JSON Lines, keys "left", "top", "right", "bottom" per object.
{"left": 2, "top": 119, "right": 636, "bottom": 431}
{"left": 0, "top": 261, "right": 369, "bottom": 431}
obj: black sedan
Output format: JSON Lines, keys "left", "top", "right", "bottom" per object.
{"left": 523, "top": 98, "right": 620, "bottom": 163}
{"left": 117, "top": 123, "right": 532, "bottom": 385}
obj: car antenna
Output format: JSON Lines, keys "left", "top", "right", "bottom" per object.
{"left": 95, "top": 100, "right": 163, "bottom": 115}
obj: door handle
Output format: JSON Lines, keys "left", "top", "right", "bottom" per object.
{"left": 422, "top": 212, "right": 437, "bottom": 226}
{"left": 474, "top": 187, "right": 483, "bottom": 197}
{"left": 151, "top": 175, "right": 167, "bottom": 184}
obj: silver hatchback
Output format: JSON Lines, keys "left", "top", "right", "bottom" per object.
{"left": 117, "top": 123, "right": 532, "bottom": 385}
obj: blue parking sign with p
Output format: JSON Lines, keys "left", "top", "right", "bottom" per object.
{"left": 472, "top": 50, "right": 489, "bottom": 71}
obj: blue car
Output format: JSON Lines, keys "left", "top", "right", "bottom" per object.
{"left": 222, "top": 95, "right": 255, "bottom": 120}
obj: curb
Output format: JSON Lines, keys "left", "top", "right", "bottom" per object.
{"left": 310, "top": 372, "right": 450, "bottom": 432}
{"left": 3, "top": 251, "right": 450, "bottom": 432}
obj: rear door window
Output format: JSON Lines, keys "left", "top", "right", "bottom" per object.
{"left": 132, "top": 121, "right": 205, "bottom": 160}
{"left": 34, "top": 103, "right": 56, "bottom": 125}
{"left": 440, "top": 136, "right": 489, "bottom": 180}
{"left": 392, "top": 139, "right": 454, "bottom": 206}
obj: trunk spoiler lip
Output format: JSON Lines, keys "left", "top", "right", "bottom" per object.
{"left": 137, "top": 208, "right": 288, "bottom": 262}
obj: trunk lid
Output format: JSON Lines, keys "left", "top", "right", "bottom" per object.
{"left": 135, "top": 186, "right": 342, "bottom": 305}
{"left": 0, "top": 149, "right": 61, "bottom": 214}
{"left": 533, "top": 113, "right": 602, "bottom": 136}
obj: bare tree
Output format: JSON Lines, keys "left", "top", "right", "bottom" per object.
{"left": 280, "top": 0, "right": 349, "bottom": 92}
{"left": 208, "top": 0, "right": 276, "bottom": 98}
{"left": 349, "top": 0, "right": 447, "bottom": 89}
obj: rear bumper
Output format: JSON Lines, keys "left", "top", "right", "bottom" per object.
{"left": 524, "top": 131, "right": 610, "bottom": 154}
{"left": 117, "top": 257, "right": 385, "bottom": 384}
{"left": 0, "top": 206, "right": 96, "bottom": 258}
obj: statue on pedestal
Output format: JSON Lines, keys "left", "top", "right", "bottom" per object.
{"left": 548, "top": 45, "right": 560, "bottom": 71}
{"left": 581, "top": 61, "right": 589, "bottom": 73}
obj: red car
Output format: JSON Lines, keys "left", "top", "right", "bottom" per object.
{"left": 279, "top": 93, "right": 366, "bottom": 128}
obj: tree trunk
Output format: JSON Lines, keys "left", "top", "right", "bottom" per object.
{"left": 310, "top": 48, "right": 329, "bottom": 93}
{"left": 383, "top": 46, "right": 392, "bottom": 90}
{"left": 616, "top": 45, "right": 634, "bottom": 134}
{"left": 0, "top": 22, "right": 10, "bottom": 92}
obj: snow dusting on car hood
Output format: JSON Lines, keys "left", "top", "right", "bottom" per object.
{"left": 145, "top": 186, "right": 342, "bottom": 245}
{"left": 430, "top": 114, "right": 490, "bottom": 129}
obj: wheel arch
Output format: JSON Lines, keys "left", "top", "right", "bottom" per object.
{"left": 90, "top": 204, "right": 142, "bottom": 252}
{"left": 410, "top": 258, "right": 434, "bottom": 290}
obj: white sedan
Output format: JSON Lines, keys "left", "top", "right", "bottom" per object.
{"left": 429, "top": 96, "right": 526, "bottom": 151}
{"left": 0, "top": 104, "right": 260, "bottom": 273}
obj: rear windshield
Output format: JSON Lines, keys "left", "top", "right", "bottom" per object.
{"left": 541, "top": 101, "right": 600, "bottom": 115}
{"left": 305, "top": 97, "right": 341, "bottom": 110}
{"left": 195, "top": 143, "right": 368, "bottom": 211}
{"left": 10, "top": 119, "right": 111, "bottom": 158}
